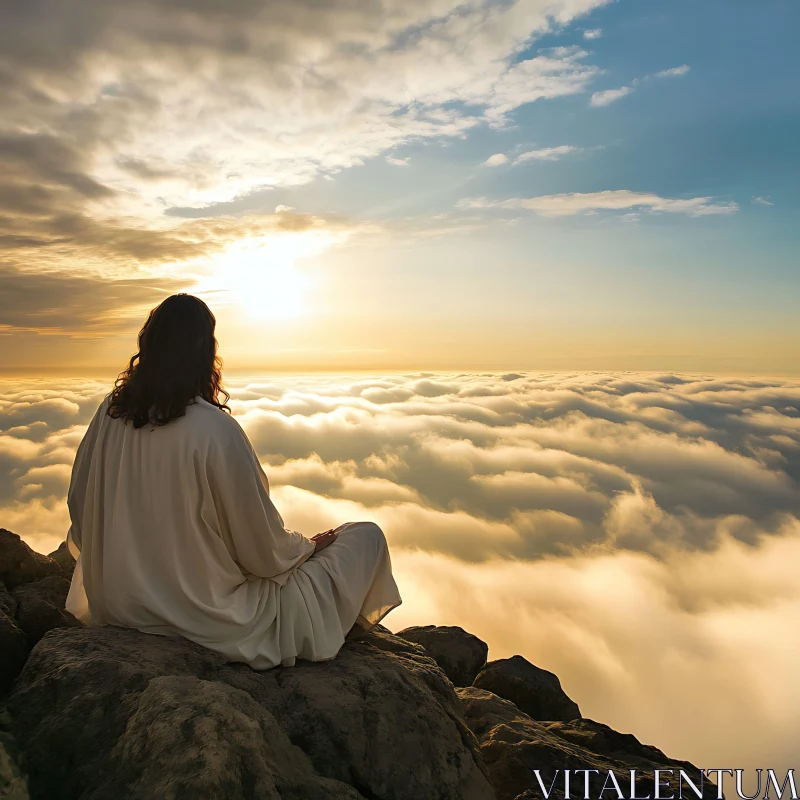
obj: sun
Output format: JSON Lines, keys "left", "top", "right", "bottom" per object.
{"left": 211, "top": 233, "right": 330, "bottom": 321}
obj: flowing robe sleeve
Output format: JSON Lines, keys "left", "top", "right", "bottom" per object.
{"left": 66, "top": 396, "right": 109, "bottom": 559}
{"left": 64, "top": 396, "right": 110, "bottom": 623}
{"left": 207, "top": 416, "right": 315, "bottom": 585}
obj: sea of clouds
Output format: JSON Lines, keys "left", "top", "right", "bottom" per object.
{"left": 1, "top": 371, "right": 798, "bottom": 774}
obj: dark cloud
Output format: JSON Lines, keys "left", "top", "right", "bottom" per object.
{"left": 0, "top": 133, "right": 114, "bottom": 200}
{"left": 0, "top": 265, "right": 182, "bottom": 336}
{"left": 0, "top": 125, "right": 213, "bottom": 269}
{"left": 116, "top": 157, "right": 182, "bottom": 182}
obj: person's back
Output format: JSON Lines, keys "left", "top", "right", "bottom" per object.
{"left": 71, "top": 395, "right": 263, "bottom": 633}
{"left": 65, "top": 293, "right": 402, "bottom": 669}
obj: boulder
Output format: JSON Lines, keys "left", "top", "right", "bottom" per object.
{"left": 0, "top": 735, "right": 28, "bottom": 800}
{"left": 12, "top": 576, "right": 82, "bottom": 646}
{"left": 0, "top": 530, "right": 60, "bottom": 590}
{"left": 397, "top": 625, "right": 488, "bottom": 686}
{"left": 473, "top": 655, "right": 580, "bottom": 721}
{"left": 459, "top": 687, "right": 599, "bottom": 800}
{"left": 87, "top": 676, "right": 363, "bottom": 799}
{"left": 0, "top": 583, "right": 29, "bottom": 695}
{"left": 0, "top": 581, "right": 16, "bottom": 619}
{"left": 458, "top": 688, "right": 716, "bottom": 800}
{"left": 0, "top": 703, "right": 29, "bottom": 799}
{"left": 9, "top": 625, "right": 495, "bottom": 800}
{"left": 46, "top": 542, "right": 76, "bottom": 579}
{"left": 540, "top": 718, "right": 698, "bottom": 771}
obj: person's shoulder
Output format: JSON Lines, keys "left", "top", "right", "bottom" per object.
{"left": 189, "top": 398, "right": 256, "bottom": 461}
{"left": 92, "top": 393, "right": 112, "bottom": 421}
{"left": 189, "top": 397, "right": 243, "bottom": 437}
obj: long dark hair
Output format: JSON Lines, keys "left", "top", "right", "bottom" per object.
{"left": 107, "top": 294, "right": 231, "bottom": 429}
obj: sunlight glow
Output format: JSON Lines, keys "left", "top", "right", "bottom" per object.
{"left": 211, "top": 232, "right": 333, "bottom": 320}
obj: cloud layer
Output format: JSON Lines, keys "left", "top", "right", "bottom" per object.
{"left": 460, "top": 190, "right": 740, "bottom": 217}
{"left": 1, "top": 371, "right": 798, "bottom": 772}
{"left": 0, "top": 0, "right": 611, "bottom": 278}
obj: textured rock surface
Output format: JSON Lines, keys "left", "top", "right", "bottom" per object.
{"left": 46, "top": 542, "right": 76, "bottom": 580}
{"left": 89, "top": 676, "right": 363, "bottom": 799}
{"left": 0, "top": 583, "right": 28, "bottom": 695}
{"left": 0, "top": 581, "right": 16, "bottom": 619}
{"left": 540, "top": 718, "right": 697, "bottom": 771}
{"left": 397, "top": 625, "right": 488, "bottom": 686}
{"left": 12, "top": 576, "right": 82, "bottom": 645}
{"left": 0, "top": 704, "right": 29, "bottom": 800}
{"left": 9, "top": 626, "right": 494, "bottom": 800}
{"left": 458, "top": 688, "right": 717, "bottom": 800}
{"left": 0, "top": 531, "right": 60, "bottom": 591}
{"left": 473, "top": 655, "right": 581, "bottom": 721}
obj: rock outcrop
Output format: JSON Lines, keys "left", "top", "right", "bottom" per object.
{"left": 0, "top": 530, "right": 718, "bottom": 800}
{"left": 474, "top": 655, "right": 581, "bottom": 721}
{"left": 397, "top": 625, "right": 488, "bottom": 686}
{"left": 0, "top": 530, "right": 61, "bottom": 591}
{"left": 46, "top": 543, "right": 76, "bottom": 580}
{"left": 0, "top": 531, "right": 82, "bottom": 696}
{"left": 1, "top": 531, "right": 87, "bottom": 800}
{"left": 12, "top": 576, "right": 81, "bottom": 646}
{"left": 1, "top": 703, "right": 28, "bottom": 800}
{"left": 9, "top": 625, "right": 494, "bottom": 800}
{"left": 0, "top": 583, "right": 28, "bottom": 695}
{"left": 458, "top": 688, "right": 717, "bottom": 800}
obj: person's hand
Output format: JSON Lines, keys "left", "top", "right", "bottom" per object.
{"left": 311, "top": 528, "right": 339, "bottom": 553}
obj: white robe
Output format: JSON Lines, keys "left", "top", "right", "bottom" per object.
{"left": 64, "top": 394, "right": 402, "bottom": 669}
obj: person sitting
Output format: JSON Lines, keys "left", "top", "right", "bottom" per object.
{"left": 65, "top": 293, "right": 402, "bottom": 669}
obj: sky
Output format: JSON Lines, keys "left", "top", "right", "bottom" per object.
{"left": 0, "top": 0, "right": 798, "bottom": 374}
{"left": 3, "top": 372, "right": 799, "bottom": 774}
{"left": 1, "top": 0, "right": 799, "bottom": 778}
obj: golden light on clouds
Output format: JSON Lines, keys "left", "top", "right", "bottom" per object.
{"left": 2, "top": 371, "right": 798, "bottom": 773}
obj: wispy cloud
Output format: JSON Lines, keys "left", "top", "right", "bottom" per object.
{"left": 591, "top": 64, "right": 691, "bottom": 106}
{"left": 653, "top": 64, "right": 691, "bottom": 78}
{"left": 514, "top": 145, "right": 582, "bottom": 162}
{"left": 460, "top": 190, "right": 739, "bottom": 217}
{"left": 482, "top": 153, "right": 509, "bottom": 167}
{"left": 590, "top": 86, "right": 634, "bottom": 106}
{"left": 484, "top": 145, "right": 585, "bottom": 167}
{"left": 584, "top": 28, "right": 603, "bottom": 40}
{"left": 0, "top": 0, "right": 614, "bottom": 277}
{"left": 752, "top": 196, "right": 774, "bottom": 206}
{"left": 386, "top": 156, "right": 411, "bottom": 167}
{"left": 481, "top": 46, "right": 600, "bottom": 126}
